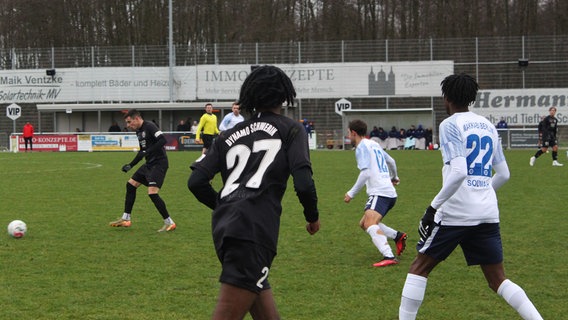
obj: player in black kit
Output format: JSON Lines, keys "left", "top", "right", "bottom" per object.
{"left": 188, "top": 65, "right": 320, "bottom": 320}
{"left": 530, "top": 106, "right": 563, "bottom": 166}
{"left": 109, "top": 109, "right": 177, "bottom": 232}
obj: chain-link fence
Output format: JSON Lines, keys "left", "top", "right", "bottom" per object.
{"left": 1, "top": 36, "right": 568, "bottom": 145}
{"left": 3, "top": 36, "right": 568, "bottom": 88}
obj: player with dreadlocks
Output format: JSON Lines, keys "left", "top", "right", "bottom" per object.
{"left": 398, "top": 73, "right": 543, "bottom": 320}
{"left": 188, "top": 65, "right": 320, "bottom": 319}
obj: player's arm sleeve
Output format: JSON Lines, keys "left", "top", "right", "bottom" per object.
{"left": 384, "top": 151, "right": 398, "bottom": 180}
{"left": 145, "top": 133, "right": 167, "bottom": 154}
{"left": 430, "top": 156, "right": 467, "bottom": 209}
{"left": 346, "top": 168, "right": 370, "bottom": 199}
{"left": 187, "top": 168, "right": 218, "bottom": 210}
{"left": 129, "top": 150, "right": 146, "bottom": 167}
{"left": 291, "top": 166, "right": 319, "bottom": 223}
{"left": 491, "top": 161, "right": 510, "bottom": 191}
{"left": 195, "top": 118, "right": 204, "bottom": 140}
{"left": 219, "top": 116, "right": 228, "bottom": 131}
{"left": 214, "top": 117, "right": 220, "bottom": 135}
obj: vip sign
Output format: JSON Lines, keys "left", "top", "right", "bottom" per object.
{"left": 335, "top": 98, "right": 351, "bottom": 115}
{"left": 6, "top": 103, "right": 21, "bottom": 120}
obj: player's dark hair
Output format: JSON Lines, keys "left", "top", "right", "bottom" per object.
{"left": 124, "top": 109, "right": 141, "bottom": 119}
{"left": 348, "top": 119, "right": 367, "bottom": 136}
{"left": 441, "top": 73, "right": 479, "bottom": 108}
{"left": 238, "top": 65, "right": 296, "bottom": 117}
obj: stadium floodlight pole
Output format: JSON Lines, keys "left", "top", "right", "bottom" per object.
{"left": 168, "top": 0, "right": 174, "bottom": 103}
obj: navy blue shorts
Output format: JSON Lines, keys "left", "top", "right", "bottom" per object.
{"left": 364, "top": 195, "right": 397, "bottom": 218}
{"left": 131, "top": 163, "right": 168, "bottom": 188}
{"left": 216, "top": 238, "right": 275, "bottom": 294}
{"left": 417, "top": 223, "right": 503, "bottom": 265}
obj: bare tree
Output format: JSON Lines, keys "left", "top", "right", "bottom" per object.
{"left": 0, "top": 0, "right": 567, "bottom": 51}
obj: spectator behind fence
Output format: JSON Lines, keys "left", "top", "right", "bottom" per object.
{"left": 398, "top": 128, "right": 407, "bottom": 150}
{"left": 413, "top": 124, "right": 426, "bottom": 150}
{"left": 190, "top": 120, "right": 198, "bottom": 134}
{"left": 406, "top": 125, "right": 416, "bottom": 138}
{"left": 23, "top": 121, "right": 34, "bottom": 151}
{"left": 109, "top": 122, "right": 122, "bottom": 132}
{"left": 425, "top": 127, "right": 433, "bottom": 149}
{"left": 387, "top": 126, "right": 399, "bottom": 150}
{"left": 176, "top": 119, "right": 190, "bottom": 132}
{"left": 377, "top": 127, "right": 388, "bottom": 149}
{"left": 301, "top": 118, "right": 314, "bottom": 138}
{"left": 496, "top": 117, "right": 508, "bottom": 129}
{"left": 369, "top": 126, "right": 380, "bottom": 143}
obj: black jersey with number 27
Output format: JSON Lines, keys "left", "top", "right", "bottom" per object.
{"left": 191, "top": 111, "right": 312, "bottom": 253}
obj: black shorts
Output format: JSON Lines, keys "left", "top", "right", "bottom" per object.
{"left": 131, "top": 163, "right": 168, "bottom": 188}
{"left": 417, "top": 223, "right": 503, "bottom": 266}
{"left": 540, "top": 138, "right": 557, "bottom": 148}
{"left": 202, "top": 134, "right": 214, "bottom": 149}
{"left": 216, "top": 238, "right": 276, "bottom": 294}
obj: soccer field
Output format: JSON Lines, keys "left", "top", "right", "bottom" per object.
{"left": 1, "top": 149, "right": 566, "bottom": 319}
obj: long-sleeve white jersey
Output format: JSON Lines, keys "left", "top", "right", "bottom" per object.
{"left": 347, "top": 138, "right": 398, "bottom": 199}
{"left": 432, "top": 111, "right": 510, "bottom": 226}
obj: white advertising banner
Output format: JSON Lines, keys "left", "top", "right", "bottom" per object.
{"left": 0, "top": 61, "right": 453, "bottom": 103}
{"left": 195, "top": 61, "right": 453, "bottom": 99}
{"left": 473, "top": 89, "right": 568, "bottom": 126}
{"left": 0, "top": 68, "right": 179, "bottom": 102}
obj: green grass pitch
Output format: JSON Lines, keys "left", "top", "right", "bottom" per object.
{"left": 1, "top": 149, "right": 566, "bottom": 319}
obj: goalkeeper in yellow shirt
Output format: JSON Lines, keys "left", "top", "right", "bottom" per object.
{"left": 195, "top": 103, "right": 220, "bottom": 158}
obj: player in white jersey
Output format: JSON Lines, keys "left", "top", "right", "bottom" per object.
{"left": 219, "top": 101, "right": 245, "bottom": 131}
{"left": 399, "top": 74, "right": 543, "bottom": 320}
{"left": 344, "top": 119, "right": 407, "bottom": 268}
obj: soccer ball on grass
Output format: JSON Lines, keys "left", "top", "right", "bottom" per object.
{"left": 7, "top": 220, "right": 27, "bottom": 238}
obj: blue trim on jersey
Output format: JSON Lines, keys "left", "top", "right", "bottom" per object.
{"left": 356, "top": 143, "right": 371, "bottom": 170}
{"left": 439, "top": 117, "right": 466, "bottom": 164}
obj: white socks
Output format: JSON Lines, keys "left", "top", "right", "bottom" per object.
{"left": 497, "top": 279, "right": 543, "bottom": 320}
{"left": 164, "top": 217, "right": 175, "bottom": 225}
{"left": 366, "top": 225, "right": 395, "bottom": 258}
{"left": 399, "top": 273, "right": 427, "bottom": 320}
{"left": 378, "top": 222, "right": 397, "bottom": 239}
{"left": 398, "top": 276, "right": 543, "bottom": 320}
{"left": 121, "top": 213, "right": 131, "bottom": 220}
